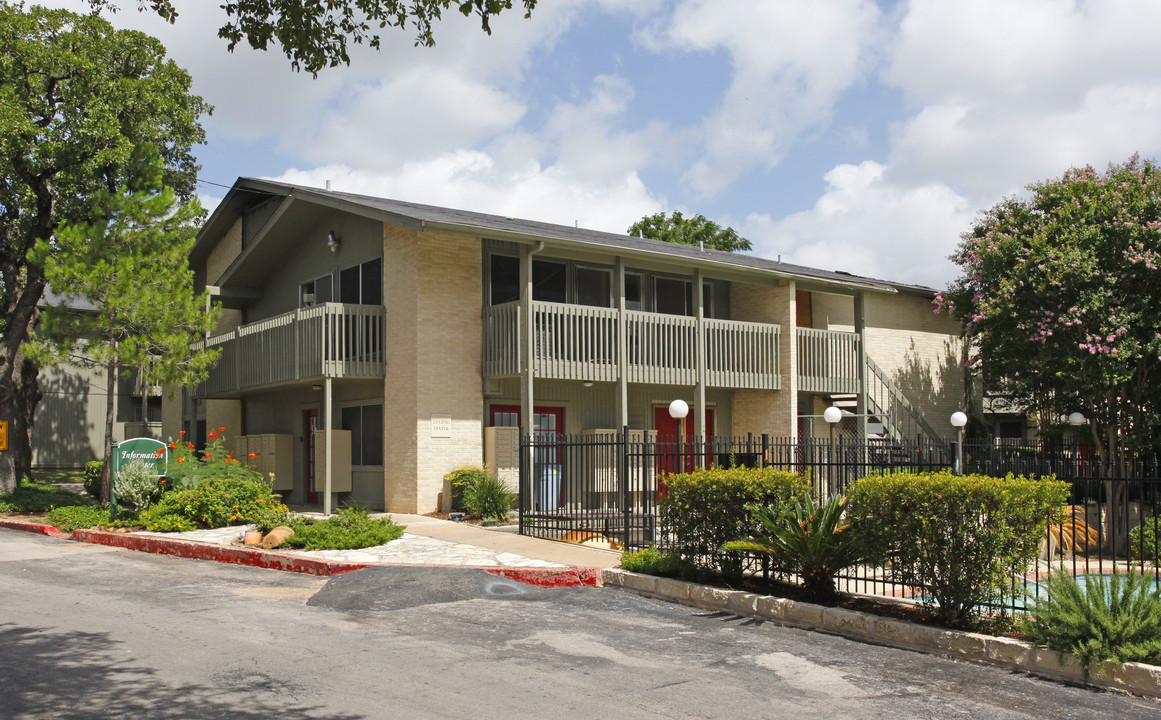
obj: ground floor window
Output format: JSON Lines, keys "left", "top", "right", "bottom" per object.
{"left": 340, "top": 404, "right": 383, "bottom": 466}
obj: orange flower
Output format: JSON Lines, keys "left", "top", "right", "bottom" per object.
{"left": 204, "top": 453, "right": 212, "bottom": 458}
{"left": 168, "top": 442, "right": 176, "bottom": 449}
{"left": 179, "top": 430, "right": 186, "bottom": 435}
{"left": 247, "top": 452, "right": 257, "bottom": 459}
{"left": 154, "top": 448, "right": 165, "bottom": 457}
{"left": 159, "top": 479, "right": 166, "bottom": 484}
{"left": 218, "top": 427, "right": 226, "bottom": 432}
{"left": 176, "top": 458, "right": 185, "bottom": 464}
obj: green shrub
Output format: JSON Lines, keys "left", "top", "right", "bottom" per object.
{"left": 620, "top": 544, "right": 696, "bottom": 579}
{"left": 846, "top": 471, "right": 1068, "bottom": 625}
{"left": 445, "top": 466, "right": 491, "bottom": 512}
{"left": 660, "top": 467, "right": 810, "bottom": 580}
{"left": 83, "top": 461, "right": 104, "bottom": 500}
{"left": 275, "top": 507, "right": 405, "bottom": 550}
{"left": 723, "top": 494, "right": 862, "bottom": 602}
{"left": 116, "top": 459, "right": 162, "bottom": 511}
{"left": 460, "top": 472, "right": 515, "bottom": 522}
{"left": 137, "top": 476, "right": 288, "bottom": 531}
{"left": 1130, "top": 517, "right": 1160, "bottom": 563}
{"left": 46, "top": 504, "right": 110, "bottom": 532}
{"left": 1023, "top": 570, "right": 1161, "bottom": 672}
{"left": 0, "top": 480, "right": 95, "bottom": 514}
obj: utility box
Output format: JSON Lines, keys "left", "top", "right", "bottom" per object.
{"left": 234, "top": 434, "right": 294, "bottom": 491}
{"left": 312, "top": 429, "right": 352, "bottom": 494}
{"left": 484, "top": 426, "right": 520, "bottom": 490}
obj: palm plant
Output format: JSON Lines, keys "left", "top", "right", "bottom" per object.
{"left": 723, "top": 494, "right": 862, "bottom": 602}
{"left": 1046, "top": 505, "right": 1100, "bottom": 558}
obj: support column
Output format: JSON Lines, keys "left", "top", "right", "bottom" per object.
{"left": 854, "top": 291, "right": 868, "bottom": 442}
{"left": 323, "top": 376, "right": 333, "bottom": 516}
{"left": 615, "top": 257, "right": 629, "bottom": 429}
{"left": 520, "top": 245, "right": 535, "bottom": 438}
{"left": 694, "top": 269, "right": 706, "bottom": 466}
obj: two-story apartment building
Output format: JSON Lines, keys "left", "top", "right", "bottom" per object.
{"left": 168, "top": 177, "right": 964, "bottom": 514}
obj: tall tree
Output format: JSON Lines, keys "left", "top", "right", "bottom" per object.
{"left": 939, "top": 154, "right": 1161, "bottom": 469}
{"left": 628, "top": 211, "right": 753, "bottom": 253}
{"left": 88, "top": 0, "right": 538, "bottom": 75}
{"left": 27, "top": 152, "right": 220, "bottom": 503}
{"left": 0, "top": 4, "right": 208, "bottom": 492}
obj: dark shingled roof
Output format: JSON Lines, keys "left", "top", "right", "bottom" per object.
{"left": 200, "top": 177, "right": 938, "bottom": 296}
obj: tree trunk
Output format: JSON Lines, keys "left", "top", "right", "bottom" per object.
{"left": 101, "top": 358, "right": 117, "bottom": 505}
{"left": 0, "top": 268, "right": 46, "bottom": 494}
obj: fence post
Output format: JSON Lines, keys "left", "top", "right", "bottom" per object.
{"left": 621, "top": 424, "right": 631, "bottom": 550}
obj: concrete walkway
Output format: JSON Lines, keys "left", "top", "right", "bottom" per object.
{"left": 132, "top": 512, "right": 622, "bottom": 571}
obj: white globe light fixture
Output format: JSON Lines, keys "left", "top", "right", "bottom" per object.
{"left": 823, "top": 406, "right": 843, "bottom": 424}
{"left": 950, "top": 411, "right": 967, "bottom": 476}
{"left": 1068, "top": 411, "right": 1086, "bottom": 427}
{"left": 668, "top": 399, "right": 689, "bottom": 420}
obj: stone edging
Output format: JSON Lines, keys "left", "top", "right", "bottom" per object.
{"left": 602, "top": 568, "right": 1161, "bottom": 699}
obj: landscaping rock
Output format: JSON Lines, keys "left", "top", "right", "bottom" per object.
{"left": 262, "top": 526, "right": 295, "bottom": 549}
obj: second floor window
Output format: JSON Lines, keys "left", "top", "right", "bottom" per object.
{"left": 340, "top": 258, "right": 383, "bottom": 305}
{"left": 300, "top": 274, "right": 333, "bottom": 308}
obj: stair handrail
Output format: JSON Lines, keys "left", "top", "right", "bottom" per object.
{"left": 864, "top": 355, "right": 944, "bottom": 442}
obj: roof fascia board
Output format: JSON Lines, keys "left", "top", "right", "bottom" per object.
{"left": 421, "top": 220, "right": 894, "bottom": 294}
{"left": 239, "top": 178, "right": 424, "bottom": 231}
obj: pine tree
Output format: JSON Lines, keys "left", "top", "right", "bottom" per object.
{"left": 26, "top": 150, "right": 219, "bottom": 504}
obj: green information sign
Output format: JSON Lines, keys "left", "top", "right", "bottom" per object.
{"left": 115, "top": 437, "right": 168, "bottom": 477}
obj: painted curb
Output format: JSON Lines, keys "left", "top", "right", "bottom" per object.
{"left": 0, "top": 518, "right": 64, "bottom": 537}
{"left": 484, "top": 566, "right": 603, "bottom": 588}
{"left": 71, "top": 529, "right": 369, "bottom": 577}
{"left": 603, "top": 568, "right": 1161, "bottom": 700}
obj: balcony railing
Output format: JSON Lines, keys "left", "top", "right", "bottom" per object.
{"left": 482, "top": 301, "right": 781, "bottom": 390}
{"left": 796, "top": 327, "right": 860, "bottom": 394}
{"left": 195, "top": 303, "right": 385, "bottom": 397}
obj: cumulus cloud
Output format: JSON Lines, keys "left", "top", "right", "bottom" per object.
{"left": 743, "top": 162, "right": 974, "bottom": 288}
{"left": 654, "top": 0, "right": 883, "bottom": 196}
{"left": 271, "top": 150, "right": 663, "bottom": 235}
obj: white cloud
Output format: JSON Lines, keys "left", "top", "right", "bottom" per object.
{"left": 743, "top": 162, "right": 973, "bottom": 288}
{"left": 271, "top": 150, "right": 663, "bottom": 236}
{"left": 886, "top": 0, "right": 1161, "bottom": 196}
{"left": 655, "top": 0, "right": 882, "bottom": 196}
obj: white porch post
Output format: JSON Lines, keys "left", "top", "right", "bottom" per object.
{"left": 323, "top": 376, "right": 333, "bottom": 516}
{"left": 520, "top": 245, "right": 535, "bottom": 438}
{"left": 615, "top": 257, "right": 629, "bottom": 429}
{"left": 694, "top": 269, "right": 706, "bottom": 467}
{"left": 854, "top": 291, "right": 868, "bottom": 443}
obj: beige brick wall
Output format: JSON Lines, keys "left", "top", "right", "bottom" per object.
{"left": 863, "top": 292, "right": 964, "bottom": 430}
{"left": 206, "top": 218, "right": 242, "bottom": 285}
{"left": 383, "top": 224, "right": 420, "bottom": 511}
{"left": 381, "top": 225, "right": 483, "bottom": 513}
{"left": 414, "top": 230, "right": 483, "bottom": 512}
{"left": 730, "top": 280, "right": 796, "bottom": 438}
{"left": 811, "top": 292, "right": 854, "bottom": 331}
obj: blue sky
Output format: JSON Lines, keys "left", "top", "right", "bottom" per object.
{"left": 50, "top": 0, "right": 1161, "bottom": 288}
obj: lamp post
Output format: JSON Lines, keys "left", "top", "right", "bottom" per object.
{"left": 950, "top": 411, "right": 968, "bottom": 475}
{"left": 669, "top": 399, "right": 689, "bottom": 473}
{"left": 823, "top": 405, "right": 842, "bottom": 497}
{"left": 1068, "top": 411, "right": 1086, "bottom": 461}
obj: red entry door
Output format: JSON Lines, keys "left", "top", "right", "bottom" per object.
{"left": 654, "top": 405, "right": 714, "bottom": 474}
{"left": 303, "top": 408, "right": 320, "bottom": 504}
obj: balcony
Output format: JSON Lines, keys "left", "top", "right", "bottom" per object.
{"left": 195, "top": 303, "right": 386, "bottom": 398}
{"left": 483, "top": 301, "right": 781, "bottom": 390}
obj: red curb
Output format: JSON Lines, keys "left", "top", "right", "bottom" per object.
{"left": 70, "top": 529, "right": 368, "bottom": 577}
{"left": 0, "top": 518, "right": 64, "bottom": 537}
{"left": 484, "top": 566, "right": 603, "bottom": 588}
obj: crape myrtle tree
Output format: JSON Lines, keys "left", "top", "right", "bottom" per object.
{"left": 0, "top": 3, "right": 208, "bottom": 493}
{"left": 628, "top": 211, "right": 753, "bottom": 253}
{"left": 87, "top": 0, "right": 539, "bottom": 75}
{"left": 939, "top": 155, "right": 1161, "bottom": 544}
{"left": 26, "top": 150, "right": 220, "bottom": 504}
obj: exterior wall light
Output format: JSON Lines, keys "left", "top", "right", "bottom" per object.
{"left": 327, "top": 230, "right": 340, "bottom": 253}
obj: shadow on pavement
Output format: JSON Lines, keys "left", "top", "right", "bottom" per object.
{"left": 0, "top": 623, "right": 365, "bottom": 720}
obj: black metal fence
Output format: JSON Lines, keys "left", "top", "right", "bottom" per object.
{"left": 518, "top": 431, "right": 1161, "bottom": 615}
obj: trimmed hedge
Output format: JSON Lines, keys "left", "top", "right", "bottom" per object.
{"left": 660, "top": 467, "right": 809, "bottom": 579}
{"left": 846, "top": 471, "right": 1068, "bottom": 624}
{"left": 1130, "top": 517, "right": 1160, "bottom": 563}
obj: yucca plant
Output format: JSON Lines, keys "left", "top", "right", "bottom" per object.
{"left": 1024, "top": 570, "right": 1161, "bottom": 673}
{"left": 722, "top": 494, "right": 862, "bottom": 602}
